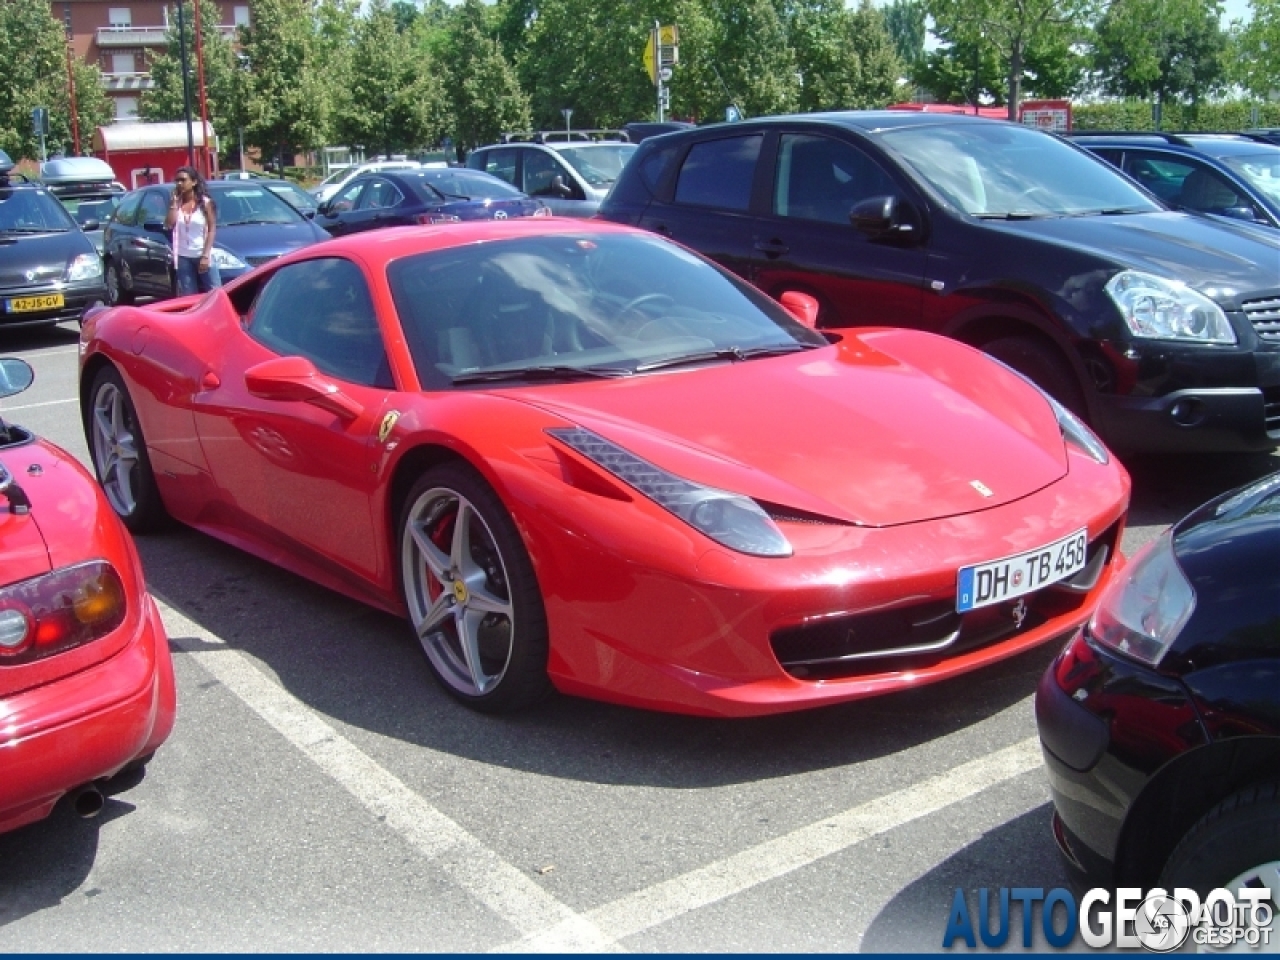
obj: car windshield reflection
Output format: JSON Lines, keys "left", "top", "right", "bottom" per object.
{"left": 883, "top": 123, "right": 1163, "bottom": 218}
{"left": 387, "top": 232, "right": 826, "bottom": 389}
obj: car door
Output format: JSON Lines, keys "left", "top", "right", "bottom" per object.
{"left": 526, "top": 150, "right": 593, "bottom": 217}
{"left": 132, "top": 189, "right": 174, "bottom": 297}
{"left": 190, "top": 256, "right": 395, "bottom": 585}
{"left": 350, "top": 177, "right": 407, "bottom": 233}
{"left": 750, "top": 131, "right": 927, "bottom": 328}
{"left": 635, "top": 132, "right": 765, "bottom": 283}
{"left": 320, "top": 179, "right": 370, "bottom": 237}
{"left": 471, "top": 148, "right": 518, "bottom": 190}
{"left": 104, "top": 191, "right": 141, "bottom": 283}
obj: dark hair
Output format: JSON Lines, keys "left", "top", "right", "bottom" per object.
{"left": 174, "top": 165, "right": 215, "bottom": 214}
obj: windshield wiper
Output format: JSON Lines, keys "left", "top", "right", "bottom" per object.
{"left": 452, "top": 364, "right": 632, "bottom": 385}
{"left": 634, "top": 342, "right": 819, "bottom": 373}
{"left": 224, "top": 218, "right": 289, "bottom": 226}
{"left": 973, "top": 211, "right": 1054, "bottom": 220}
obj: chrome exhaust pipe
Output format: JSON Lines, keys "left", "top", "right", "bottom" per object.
{"left": 72, "top": 784, "right": 105, "bottom": 819}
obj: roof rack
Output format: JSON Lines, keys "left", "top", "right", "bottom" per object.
{"left": 1064, "top": 130, "right": 1198, "bottom": 146}
{"left": 500, "top": 129, "right": 630, "bottom": 144}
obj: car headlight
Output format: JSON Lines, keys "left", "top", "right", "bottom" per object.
{"left": 1088, "top": 530, "right": 1194, "bottom": 666}
{"left": 548, "top": 427, "right": 793, "bottom": 557}
{"left": 1045, "top": 392, "right": 1109, "bottom": 464}
{"left": 66, "top": 252, "right": 103, "bottom": 282}
{"left": 209, "top": 247, "right": 248, "bottom": 271}
{"left": 1105, "top": 270, "right": 1235, "bottom": 344}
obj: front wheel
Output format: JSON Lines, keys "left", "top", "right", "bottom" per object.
{"left": 87, "top": 366, "right": 168, "bottom": 533}
{"left": 398, "top": 463, "right": 551, "bottom": 713}
{"left": 105, "top": 259, "right": 133, "bottom": 306}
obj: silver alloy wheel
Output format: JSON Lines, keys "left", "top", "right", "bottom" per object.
{"left": 90, "top": 378, "right": 141, "bottom": 517}
{"left": 1199, "top": 861, "right": 1279, "bottom": 953}
{"left": 105, "top": 262, "right": 121, "bottom": 304}
{"left": 401, "top": 485, "right": 516, "bottom": 698}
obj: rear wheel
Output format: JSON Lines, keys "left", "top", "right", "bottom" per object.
{"left": 105, "top": 259, "right": 133, "bottom": 306}
{"left": 982, "top": 335, "right": 1088, "bottom": 419}
{"left": 88, "top": 366, "right": 167, "bottom": 533}
{"left": 398, "top": 463, "right": 551, "bottom": 713}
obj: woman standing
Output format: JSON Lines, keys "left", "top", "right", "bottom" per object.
{"left": 165, "top": 165, "right": 221, "bottom": 295}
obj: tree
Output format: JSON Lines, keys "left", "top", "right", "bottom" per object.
{"left": 883, "top": 0, "right": 928, "bottom": 70}
{"left": 1230, "top": 0, "right": 1279, "bottom": 100}
{"left": 926, "top": 0, "right": 1099, "bottom": 119}
{"left": 788, "top": 0, "right": 903, "bottom": 112}
{"left": 138, "top": 0, "right": 241, "bottom": 165}
{"left": 916, "top": 21, "right": 1085, "bottom": 106}
{"left": 439, "top": 0, "right": 529, "bottom": 153}
{"left": 0, "top": 0, "right": 111, "bottom": 160}
{"left": 1092, "top": 0, "right": 1228, "bottom": 113}
{"left": 704, "top": 0, "right": 799, "bottom": 117}
{"left": 334, "top": 0, "right": 442, "bottom": 157}
{"left": 238, "top": 0, "right": 330, "bottom": 169}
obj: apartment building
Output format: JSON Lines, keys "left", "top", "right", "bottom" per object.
{"left": 52, "top": 0, "right": 248, "bottom": 123}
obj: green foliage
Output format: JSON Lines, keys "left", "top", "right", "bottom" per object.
{"left": 1074, "top": 99, "right": 1280, "bottom": 131}
{"left": 789, "top": 0, "right": 903, "bottom": 112}
{"left": 0, "top": 0, "right": 111, "bottom": 160}
{"left": 1232, "top": 0, "right": 1280, "bottom": 99}
{"left": 706, "top": 0, "right": 799, "bottom": 117}
{"left": 439, "top": 0, "right": 529, "bottom": 152}
{"left": 883, "top": 0, "right": 927, "bottom": 68}
{"left": 1092, "top": 0, "right": 1228, "bottom": 105}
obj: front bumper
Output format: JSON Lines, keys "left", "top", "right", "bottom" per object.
{"left": 1092, "top": 332, "right": 1280, "bottom": 453}
{"left": 0, "top": 278, "right": 109, "bottom": 328}
{"left": 0, "top": 595, "right": 176, "bottom": 834}
{"left": 1035, "top": 631, "right": 1206, "bottom": 882}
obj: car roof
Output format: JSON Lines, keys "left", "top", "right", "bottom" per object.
{"left": 1068, "top": 131, "right": 1280, "bottom": 157}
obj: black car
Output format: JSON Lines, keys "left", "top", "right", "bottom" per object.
{"left": 622, "top": 120, "right": 696, "bottom": 143}
{"left": 40, "top": 157, "right": 124, "bottom": 257}
{"left": 598, "top": 112, "right": 1280, "bottom": 455}
{"left": 1068, "top": 131, "right": 1280, "bottom": 231}
{"left": 316, "top": 167, "right": 545, "bottom": 238}
{"left": 1036, "top": 472, "right": 1280, "bottom": 906}
{"left": 103, "top": 180, "right": 330, "bottom": 304}
{"left": 0, "top": 152, "right": 108, "bottom": 328}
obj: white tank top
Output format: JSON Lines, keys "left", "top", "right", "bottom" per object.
{"left": 173, "top": 199, "right": 210, "bottom": 260}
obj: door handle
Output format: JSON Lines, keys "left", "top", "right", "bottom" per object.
{"left": 754, "top": 239, "right": 789, "bottom": 256}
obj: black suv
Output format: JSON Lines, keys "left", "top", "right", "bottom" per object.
{"left": 0, "top": 151, "right": 108, "bottom": 328}
{"left": 598, "top": 112, "right": 1280, "bottom": 454}
{"left": 1068, "top": 131, "right": 1280, "bottom": 231}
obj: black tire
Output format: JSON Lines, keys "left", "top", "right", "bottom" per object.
{"left": 1160, "top": 781, "right": 1280, "bottom": 900}
{"left": 86, "top": 366, "right": 168, "bottom": 533}
{"left": 982, "top": 335, "right": 1088, "bottom": 420}
{"left": 105, "top": 259, "right": 134, "bottom": 306}
{"left": 397, "top": 463, "right": 552, "bottom": 713}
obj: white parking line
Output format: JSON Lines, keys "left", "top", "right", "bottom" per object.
{"left": 157, "top": 603, "right": 618, "bottom": 953}
{"left": 0, "top": 398, "right": 78, "bottom": 412}
{"left": 495, "top": 738, "right": 1044, "bottom": 952}
{"left": 10, "top": 346, "right": 79, "bottom": 359}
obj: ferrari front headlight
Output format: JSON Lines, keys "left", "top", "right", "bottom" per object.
{"left": 548, "top": 427, "right": 793, "bottom": 557}
{"left": 1105, "top": 270, "right": 1235, "bottom": 344}
{"left": 66, "top": 253, "right": 103, "bottom": 282}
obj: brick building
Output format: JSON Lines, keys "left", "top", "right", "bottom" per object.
{"left": 51, "top": 0, "right": 247, "bottom": 124}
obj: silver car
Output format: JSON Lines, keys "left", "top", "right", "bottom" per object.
{"left": 466, "top": 140, "right": 637, "bottom": 217}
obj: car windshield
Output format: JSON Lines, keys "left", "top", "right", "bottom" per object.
{"left": 211, "top": 185, "right": 305, "bottom": 225}
{"left": 317, "top": 166, "right": 356, "bottom": 188}
{"left": 0, "top": 188, "right": 76, "bottom": 233}
{"left": 265, "top": 181, "right": 317, "bottom": 211}
{"left": 387, "top": 232, "right": 826, "bottom": 389}
{"left": 881, "top": 122, "right": 1162, "bottom": 218}
{"left": 553, "top": 145, "right": 638, "bottom": 187}
{"left": 411, "top": 170, "right": 523, "bottom": 200}
{"left": 56, "top": 194, "right": 120, "bottom": 226}
{"left": 1221, "top": 153, "right": 1280, "bottom": 206}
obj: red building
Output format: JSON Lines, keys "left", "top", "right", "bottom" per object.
{"left": 51, "top": 0, "right": 247, "bottom": 124}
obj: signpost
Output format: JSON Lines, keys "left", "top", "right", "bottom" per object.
{"left": 32, "top": 108, "right": 49, "bottom": 162}
{"left": 642, "top": 23, "right": 678, "bottom": 122}
{"left": 561, "top": 107, "right": 574, "bottom": 138}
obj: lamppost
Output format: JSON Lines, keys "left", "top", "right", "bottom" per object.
{"left": 177, "top": 1, "right": 195, "bottom": 166}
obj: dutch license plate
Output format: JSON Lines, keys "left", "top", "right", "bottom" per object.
{"left": 5, "top": 293, "right": 64, "bottom": 314}
{"left": 956, "top": 528, "right": 1088, "bottom": 612}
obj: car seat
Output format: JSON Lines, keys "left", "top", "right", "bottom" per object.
{"left": 1178, "top": 169, "right": 1244, "bottom": 213}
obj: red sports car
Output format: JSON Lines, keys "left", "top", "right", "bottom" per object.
{"left": 78, "top": 219, "right": 1129, "bottom": 717}
{"left": 0, "top": 358, "right": 174, "bottom": 833}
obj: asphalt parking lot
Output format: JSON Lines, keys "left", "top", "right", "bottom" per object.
{"left": 1, "top": 322, "right": 1277, "bottom": 952}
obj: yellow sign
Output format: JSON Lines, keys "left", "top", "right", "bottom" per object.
{"left": 658, "top": 24, "right": 678, "bottom": 46}
{"left": 642, "top": 36, "right": 656, "bottom": 84}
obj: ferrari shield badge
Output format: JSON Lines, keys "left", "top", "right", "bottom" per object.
{"left": 378, "top": 411, "right": 400, "bottom": 443}
{"left": 970, "top": 480, "right": 994, "bottom": 498}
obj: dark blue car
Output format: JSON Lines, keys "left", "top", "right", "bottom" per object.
{"left": 316, "top": 168, "right": 547, "bottom": 237}
{"left": 1069, "top": 131, "right": 1280, "bottom": 231}
{"left": 103, "top": 180, "right": 331, "bottom": 304}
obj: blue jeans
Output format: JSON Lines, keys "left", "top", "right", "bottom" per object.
{"left": 175, "top": 255, "right": 222, "bottom": 296}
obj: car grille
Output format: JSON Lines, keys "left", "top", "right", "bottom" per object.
{"left": 245, "top": 255, "right": 278, "bottom": 267}
{"left": 770, "top": 523, "right": 1120, "bottom": 681}
{"left": 1265, "top": 387, "right": 1280, "bottom": 436}
{"left": 1243, "top": 296, "right": 1280, "bottom": 341}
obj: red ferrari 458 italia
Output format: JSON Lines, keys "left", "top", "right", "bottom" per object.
{"left": 0, "top": 358, "right": 174, "bottom": 834}
{"left": 78, "top": 219, "right": 1129, "bottom": 717}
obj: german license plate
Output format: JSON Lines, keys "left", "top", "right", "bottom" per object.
{"left": 5, "top": 293, "right": 64, "bottom": 313}
{"left": 956, "top": 528, "right": 1088, "bottom": 612}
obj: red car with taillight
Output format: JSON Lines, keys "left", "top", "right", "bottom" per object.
{"left": 0, "top": 358, "right": 174, "bottom": 834}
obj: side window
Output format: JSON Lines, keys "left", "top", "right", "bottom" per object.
{"left": 773, "top": 134, "right": 896, "bottom": 224}
{"left": 673, "top": 135, "right": 763, "bottom": 211}
{"left": 358, "top": 179, "right": 403, "bottom": 210}
{"left": 139, "top": 190, "right": 169, "bottom": 224}
{"left": 522, "top": 151, "right": 561, "bottom": 197}
{"left": 247, "top": 258, "right": 393, "bottom": 388}
{"left": 479, "top": 149, "right": 518, "bottom": 187}
{"left": 113, "top": 192, "right": 142, "bottom": 225}
{"left": 330, "top": 179, "right": 365, "bottom": 214}
{"left": 1124, "top": 151, "right": 1190, "bottom": 204}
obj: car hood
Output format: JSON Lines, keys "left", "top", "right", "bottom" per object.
{"left": 0, "top": 230, "right": 94, "bottom": 287}
{"left": 507, "top": 330, "right": 1069, "bottom": 527}
{"left": 218, "top": 220, "right": 328, "bottom": 259}
{"left": 993, "top": 211, "right": 1280, "bottom": 303}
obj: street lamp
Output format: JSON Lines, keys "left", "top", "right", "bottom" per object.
{"left": 177, "top": 1, "right": 195, "bottom": 166}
